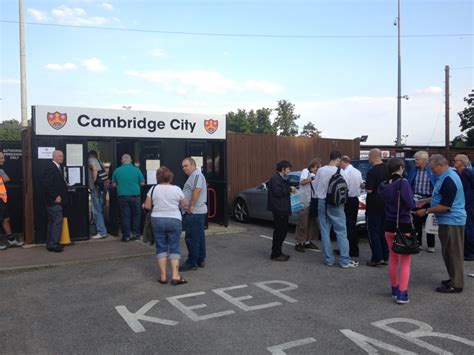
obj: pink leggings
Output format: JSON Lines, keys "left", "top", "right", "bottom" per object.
{"left": 385, "top": 232, "right": 412, "bottom": 292}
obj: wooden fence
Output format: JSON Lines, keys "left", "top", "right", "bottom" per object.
{"left": 227, "top": 133, "right": 360, "bottom": 204}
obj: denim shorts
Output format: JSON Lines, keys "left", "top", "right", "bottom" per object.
{"left": 151, "top": 217, "right": 182, "bottom": 259}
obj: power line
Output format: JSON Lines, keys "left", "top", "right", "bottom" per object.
{"left": 1, "top": 19, "right": 473, "bottom": 39}
{"left": 451, "top": 66, "right": 474, "bottom": 70}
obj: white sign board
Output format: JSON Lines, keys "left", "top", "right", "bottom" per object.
{"left": 38, "top": 147, "right": 55, "bottom": 159}
{"left": 34, "top": 105, "right": 226, "bottom": 140}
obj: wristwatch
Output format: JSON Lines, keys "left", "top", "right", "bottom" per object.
{"left": 424, "top": 208, "right": 429, "bottom": 215}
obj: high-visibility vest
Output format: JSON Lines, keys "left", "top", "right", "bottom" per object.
{"left": 0, "top": 176, "right": 7, "bottom": 203}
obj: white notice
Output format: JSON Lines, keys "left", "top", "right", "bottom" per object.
{"left": 38, "top": 147, "right": 55, "bottom": 159}
{"left": 66, "top": 144, "right": 83, "bottom": 166}
{"left": 147, "top": 170, "right": 157, "bottom": 185}
{"left": 192, "top": 156, "right": 203, "bottom": 171}
{"left": 146, "top": 159, "right": 160, "bottom": 170}
{"left": 68, "top": 167, "right": 81, "bottom": 185}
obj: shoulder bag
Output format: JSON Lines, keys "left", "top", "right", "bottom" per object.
{"left": 142, "top": 185, "right": 157, "bottom": 246}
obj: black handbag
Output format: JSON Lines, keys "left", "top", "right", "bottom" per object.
{"left": 392, "top": 183, "right": 420, "bottom": 255}
{"left": 142, "top": 185, "right": 156, "bottom": 246}
{"left": 309, "top": 181, "right": 318, "bottom": 218}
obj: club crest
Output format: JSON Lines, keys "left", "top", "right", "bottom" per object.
{"left": 204, "top": 119, "right": 218, "bottom": 134}
{"left": 47, "top": 112, "right": 67, "bottom": 130}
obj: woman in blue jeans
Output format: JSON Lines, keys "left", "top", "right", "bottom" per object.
{"left": 144, "top": 166, "right": 187, "bottom": 285}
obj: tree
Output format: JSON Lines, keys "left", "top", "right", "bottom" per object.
{"left": 273, "top": 100, "right": 299, "bottom": 136}
{"left": 455, "top": 89, "right": 474, "bottom": 146}
{"left": 300, "top": 121, "right": 321, "bottom": 137}
{"left": 226, "top": 109, "right": 249, "bottom": 133}
{"left": 255, "top": 108, "right": 275, "bottom": 134}
{"left": 0, "top": 119, "right": 22, "bottom": 141}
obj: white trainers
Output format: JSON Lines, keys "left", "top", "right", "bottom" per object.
{"left": 7, "top": 239, "right": 24, "bottom": 247}
{"left": 91, "top": 234, "right": 107, "bottom": 240}
{"left": 341, "top": 260, "right": 359, "bottom": 268}
{"left": 427, "top": 247, "right": 435, "bottom": 253}
{"left": 0, "top": 244, "right": 7, "bottom": 250}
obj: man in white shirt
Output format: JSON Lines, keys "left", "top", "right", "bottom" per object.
{"left": 340, "top": 156, "right": 363, "bottom": 258}
{"left": 313, "top": 151, "right": 359, "bottom": 268}
{"left": 294, "top": 158, "right": 322, "bottom": 252}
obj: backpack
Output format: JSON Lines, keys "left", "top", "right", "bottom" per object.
{"left": 326, "top": 167, "right": 348, "bottom": 205}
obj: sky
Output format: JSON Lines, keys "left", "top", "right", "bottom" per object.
{"left": 0, "top": 0, "right": 472, "bottom": 145}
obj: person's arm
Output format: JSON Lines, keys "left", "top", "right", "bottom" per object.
{"left": 111, "top": 170, "right": 117, "bottom": 188}
{"left": 138, "top": 170, "right": 145, "bottom": 187}
{"left": 187, "top": 188, "right": 202, "bottom": 213}
{"left": 0, "top": 169, "right": 10, "bottom": 182}
{"left": 415, "top": 177, "right": 456, "bottom": 217}
{"left": 89, "top": 162, "right": 98, "bottom": 184}
{"left": 365, "top": 170, "right": 375, "bottom": 193}
{"left": 144, "top": 196, "right": 152, "bottom": 210}
{"left": 401, "top": 180, "right": 416, "bottom": 210}
{"left": 269, "top": 175, "right": 290, "bottom": 197}
{"left": 299, "top": 169, "right": 311, "bottom": 186}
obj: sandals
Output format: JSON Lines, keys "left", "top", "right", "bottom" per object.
{"left": 157, "top": 278, "right": 168, "bottom": 284}
{"left": 171, "top": 277, "right": 188, "bottom": 286}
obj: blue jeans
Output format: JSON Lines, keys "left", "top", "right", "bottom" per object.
{"left": 119, "top": 196, "right": 141, "bottom": 239}
{"left": 367, "top": 213, "right": 388, "bottom": 262}
{"left": 91, "top": 187, "right": 107, "bottom": 236}
{"left": 318, "top": 199, "right": 350, "bottom": 266}
{"left": 152, "top": 217, "right": 182, "bottom": 260}
{"left": 182, "top": 213, "right": 206, "bottom": 267}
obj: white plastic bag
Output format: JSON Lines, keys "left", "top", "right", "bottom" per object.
{"left": 425, "top": 213, "right": 439, "bottom": 234}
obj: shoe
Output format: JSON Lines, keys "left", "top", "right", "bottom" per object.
{"left": 271, "top": 255, "right": 290, "bottom": 262}
{"left": 464, "top": 255, "right": 474, "bottom": 261}
{"left": 391, "top": 286, "right": 400, "bottom": 300}
{"left": 366, "top": 260, "right": 382, "bottom": 267}
{"left": 427, "top": 247, "right": 435, "bottom": 253}
{"left": 47, "top": 246, "right": 64, "bottom": 253}
{"left": 436, "top": 285, "right": 463, "bottom": 293}
{"left": 91, "top": 234, "right": 104, "bottom": 240}
{"left": 304, "top": 242, "right": 319, "bottom": 250}
{"left": 295, "top": 244, "right": 305, "bottom": 253}
{"left": 379, "top": 260, "right": 388, "bottom": 266}
{"left": 0, "top": 244, "right": 7, "bottom": 250}
{"left": 121, "top": 237, "right": 130, "bottom": 242}
{"left": 130, "top": 235, "right": 141, "bottom": 241}
{"left": 396, "top": 290, "right": 409, "bottom": 304}
{"left": 7, "top": 237, "right": 24, "bottom": 247}
{"left": 171, "top": 277, "right": 188, "bottom": 285}
{"left": 197, "top": 261, "right": 205, "bottom": 268}
{"left": 441, "top": 279, "right": 452, "bottom": 286}
{"left": 341, "top": 260, "right": 359, "bottom": 268}
{"left": 179, "top": 264, "right": 198, "bottom": 272}
{"left": 157, "top": 278, "right": 168, "bottom": 284}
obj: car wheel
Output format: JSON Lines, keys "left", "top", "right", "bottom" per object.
{"left": 233, "top": 198, "right": 249, "bottom": 223}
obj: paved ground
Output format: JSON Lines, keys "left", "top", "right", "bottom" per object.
{"left": 1, "top": 221, "right": 473, "bottom": 354}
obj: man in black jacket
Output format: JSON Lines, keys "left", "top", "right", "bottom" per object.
{"left": 42, "top": 150, "right": 68, "bottom": 252}
{"left": 267, "top": 160, "right": 296, "bottom": 261}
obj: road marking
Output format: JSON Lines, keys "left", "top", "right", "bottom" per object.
{"left": 115, "top": 301, "right": 178, "bottom": 333}
{"left": 258, "top": 234, "right": 321, "bottom": 252}
{"left": 340, "top": 329, "right": 416, "bottom": 354}
{"left": 254, "top": 281, "right": 298, "bottom": 303}
{"left": 167, "top": 291, "right": 236, "bottom": 321}
{"left": 267, "top": 338, "right": 317, "bottom": 354}
{"left": 213, "top": 284, "right": 282, "bottom": 311}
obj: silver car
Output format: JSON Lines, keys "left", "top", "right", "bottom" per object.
{"left": 233, "top": 171, "right": 367, "bottom": 230}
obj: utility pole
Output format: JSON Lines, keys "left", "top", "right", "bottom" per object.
{"left": 445, "top": 65, "right": 450, "bottom": 158}
{"left": 19, "top": 0, "right": 28, "bottom": 127}
{"left": 395, "top": 0, "right": 402, "bottom": 147}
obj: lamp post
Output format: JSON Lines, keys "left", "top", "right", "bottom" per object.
{"left": 19, "top": 0, "right": 28, "bottom": 127}
{"left": 395, "top": 0, "right": 402, "bottom": 147}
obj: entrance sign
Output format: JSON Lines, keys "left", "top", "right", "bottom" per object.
{"left": 34, "top": 105, "right": 226, "bottom": 140}
{"left": 38, "top": 147, "right": 55, "bottom": 159}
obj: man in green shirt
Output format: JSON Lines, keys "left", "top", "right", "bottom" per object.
{"left": 112, "top": 154, "right": 145, "bottom": 242}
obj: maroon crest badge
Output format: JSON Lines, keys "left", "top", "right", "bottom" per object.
{"left": 204, "top": 119, "right": 218, "bottom": 134}
{"left": 47, "top": 112, "right": 67, "bottom": 130}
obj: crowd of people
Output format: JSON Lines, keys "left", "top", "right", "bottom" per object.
{"left": 267, "top": 149, "right": 474, "bottom": 303}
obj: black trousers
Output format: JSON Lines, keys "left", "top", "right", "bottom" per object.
{"left": 413, "top": 203, "right": 435, "bottom": 247}
{"left": 344, "top": 197, "right": 359, "bottom": 257}
{"left": 271, "top": 213, "right": 289, "bottom": 258}
{"left": 46, "top": 204, "right": 63, "bottom": 248}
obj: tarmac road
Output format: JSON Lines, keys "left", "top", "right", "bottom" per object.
{"left": 1, "top": 222, "right": 473, "bottom": 354}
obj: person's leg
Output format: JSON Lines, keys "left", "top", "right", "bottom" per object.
{"left": 426, "top": 233, "right": 436, "bottom": 249}
{"left": 398, "top": 253, "right": 412, "bottom": 292}
{"left": 385, "top": 233, "right": 400, "bottom": 287}
{"left": 464, "top": 207, "right": 474, "bottom": 258}
{"left": 367, "top": 215, "right": 383, "bottom": 262}
{"left": 168, "top": 218, "right": 183, "bottom": 280}
{"left": 379, "top": 214, "right": 389, "bottom": 261}
{"left": 119, "top": 196, "right": 131, "bottom": 240}
{"left": 182, "top": 213, "right": 192, "bottom": 261}
{"left": 47, "top": 205, "right": 63, "bottom": 248}
{"left": 185, "top": 214, "right": 199, "bottom": 267}
{"left": 152, "top": 217, "right": 168, "bottom": 281}
{"left": 318, "top": 199, "right": 335, "bottom": 265}
{"left": 130, "top": 196, "right": 141, "bottom": 237}
{"left": 295, "top": 207, "right": 309, "bottom": 245}
{"left": 345, "top": 197, "right": 359, "bottom": 257}
{"left": 196, "top": 213, "right": 206, "bottom": 264}
{"left": 412, "top": 212, "right": 424, "bottom": 246}
{"left": 447, "top": 226, "right": 465, "bottom": 289}
{"left": 91, "top": 188, "right": 107, "bottom": 236}
{"left": 438, "top": 225, "right": 450, "bottom": 272}
{"left": 328, "top": 204, "right": 350, "bottom": 266}
{"left": 271, "top": 213, "right": 286, "bottom": 258}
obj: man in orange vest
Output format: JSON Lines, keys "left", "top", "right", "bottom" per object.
{"left": 0, "top": 151, "right": 24, "bottom": 250}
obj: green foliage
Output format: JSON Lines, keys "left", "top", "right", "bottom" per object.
{"left": 0, "top": 119, "right": 22, "bottom": 141}
{"left": 255, "top": 108, "right": 275, "bottom": 134}
{"left": 273, "top": 100, "right": 299, "bottom": 136}
{"left": 300, "top": 121, "right": 321, "bottom": 137}
{"left": 226, "top": 107, "right": 276, "bottom": 134}
{"left": 454, "top": 89, "right": 474, "bottom": 146}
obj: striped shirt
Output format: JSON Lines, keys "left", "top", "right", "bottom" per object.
{"left": 413, "top": 169, "right": 432, "bottom": 196}
{"left": 182, "top": 169, "right": 207, "bottom": 214}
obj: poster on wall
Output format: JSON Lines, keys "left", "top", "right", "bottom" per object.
{"left": 38, "top": 147, "right": 55, "bottom": 159}
{"left": 66, "top": 144, "right": 83, "bottom": 166}
{"left": 147, "top": 170, "right": 157, "bottom": 185}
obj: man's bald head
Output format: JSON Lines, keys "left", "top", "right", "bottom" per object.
{"left": 52, "top": 150, "right": 64, "bottom": 164}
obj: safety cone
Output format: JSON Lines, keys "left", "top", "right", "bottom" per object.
{"left": 59, "top": 217, "right": 73, "bottom": 246}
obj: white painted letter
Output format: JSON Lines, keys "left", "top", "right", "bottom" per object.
{"left": 267, "top": 338, "right": 317, "bottom": 354}
{"left": 340, "top": 329, "right": 416, "bottom": 354}
{"left": 213, "top": 284, "right": 281, "bottom": 311}
{"left": 372, "top": 318, "right": 474, "bottom": 355}
{"left": 254, "top": 281, "right": 298, "bottom": 303}
{"left": 115, "top": 300, "right": 178, "bottom": 333}
{"left": 167, "top": 291, "right": 235, "bottom": 321}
